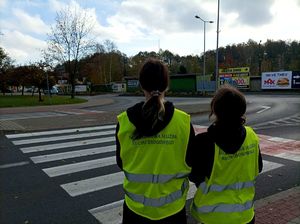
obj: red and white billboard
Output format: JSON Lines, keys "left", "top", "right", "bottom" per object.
{"left": 261, "top": 71, "right": 292, "bottom": 89}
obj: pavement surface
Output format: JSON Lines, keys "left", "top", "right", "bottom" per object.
{"left": 0, "top": 96, "right": 299, "bottom": 224}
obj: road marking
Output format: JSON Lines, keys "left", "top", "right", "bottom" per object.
{"left": 89, "top": 183, "right": 197, "bottom": 224}
{"left": 6, "top": 124, "right": 116, "bottom": 139}
{"left": 273, "top": 153, "right": 300, "bottom": 162}
{"left": 12, "top": 130, "right": 115, "bottom": 145}
{"left": 89, "top": 200, "right": 124, "bottom": 224}
{"left": 268, "top": 137, "right": 294, "bottom": 143}
{"left": 88, "top": 158, "right": 281, "bottom": 224}
{"left": 61, "top": 172, "right": 124, "bottom": 197}
{"left": 20, "top": 136, "right": 115, "bottom": 153}
{"left": 43, "top": 157, "right": 116, "bottom": 177}
{"left": 5, "top": 125, "right": 298, "bottom": 224}
{"left": 262, "top": 160, "right": 284, "bottom": 173}
{"left": 256, "top": 106, "right": 271, "bottom": 114}
{"left": 30, "top": 145, "right": 115, "bottom": 164}
{"left": 0, "top": 161, "right": 30, "bottom": 169}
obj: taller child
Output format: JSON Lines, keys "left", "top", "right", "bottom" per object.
{"left": 116, "top": 58, "right": 195, "bottom": 224}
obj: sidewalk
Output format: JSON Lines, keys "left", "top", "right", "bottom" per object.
{"left": 0, "top": 96, "right": 210, "bottom": 133}
{"left": 0, "top": 95, "right": 117, "bottom": 133}
{"left": 192, "top": 126, "right": 300, "bottom": 224}
{"left": 254, "top": 186, "right": 300, "bottom": 224}
{"left": 1, "top": 96, "right": 299, "bottom": 224}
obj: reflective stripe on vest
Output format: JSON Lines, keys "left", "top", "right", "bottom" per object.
{"left": 124, "top": 170, "right": 190, "bottom": 183}
{"left": 191, "top": 126, "right": 259, "bottom": 223}
{"left": 193, "top": 200, "right": 253, "bottom": 213}
{"left": 118, "top": 109, "right": 191, "bottom": 220}
{"left": 198, "top": 180, "right": 255, "bottom": 194}
{"left": 125, "top": 179, "right": 189, "bottom": 207}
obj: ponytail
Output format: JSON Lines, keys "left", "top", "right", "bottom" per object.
{"left": 142, "top": 92, "right": 165, "bottom": 128}
{"left": 132, "top": 58, "right": 169, "bottom": 139}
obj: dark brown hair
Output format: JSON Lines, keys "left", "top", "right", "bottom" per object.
{"left": 209, "top": 84, "right": 246, "bottom": 126}
{"left": 139, "top": 58, "right": 169, "bottom": 93}
{"left": 135, "top": 58, "right": 169, "bottom": 138}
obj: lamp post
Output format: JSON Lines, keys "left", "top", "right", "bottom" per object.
{"left": 258, "top": 40, "right": 262, "bottom": 76}
{"left": 215, "top": 0, "right": 220, "bottom": 90}
{"left": 195, "top": 15, "right": 214, "bottom": 78}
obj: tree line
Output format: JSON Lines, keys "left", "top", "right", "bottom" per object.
{"left": 1, "top": 5, "right": 300, "bottom": 99}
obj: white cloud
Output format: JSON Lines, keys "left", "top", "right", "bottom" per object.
{"left": 1, "top": 30, "right": 47, "bottom": 64}
{"left": 0, "top": 0, "right": 6, "bottom": 9}
{"left": 48, "top": 0, "right": 68, "bottom": 12}
{"left": 11, "top": 8, "right": 50, "bottom": 35}
{"left": 1, "top": 0, "right": 300, "bottom": 64}
{"left": 0, "top": 8, "right": 50, "bottom": 36}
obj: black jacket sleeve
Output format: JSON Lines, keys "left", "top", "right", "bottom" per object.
{"left": 188, "top": 132, "right": 214, "bottom": 187}
{"left": 188, "top": 132, "right": 264, "bottom": 186}
{"left": 185, "top": 123, "right": 196, "bottom": 167}
{"left": 258, "top": 146, "right": 263, "bottom": 173}
{"left": 115, "top": 122, "right": 123, "bottom": 170}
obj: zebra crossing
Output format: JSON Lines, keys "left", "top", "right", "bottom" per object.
{"left": 253, "top": 113, "right": 300, "bottom": 130}
{"left": 5, "top": 124, "right": 286, "bottom": 224}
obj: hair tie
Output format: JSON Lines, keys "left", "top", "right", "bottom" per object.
{"left": 150, "top": 90, "right": 161, "bottom": 96}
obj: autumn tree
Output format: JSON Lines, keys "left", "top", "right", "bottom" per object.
{"left": 0, "top": 46, "right": 14, "bottom": 95}
{"left": 7, "top": 66, "right": 33, "bottom": 95}
{"left": 45, "top": 5, "right": 94, "bottom": 98}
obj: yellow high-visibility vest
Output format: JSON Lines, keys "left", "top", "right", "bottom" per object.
{"left": 191, "top": 126, "right": 259, "bottom": 224}
{"left": 118, "top": 109, "right": 191, "bottom": 220}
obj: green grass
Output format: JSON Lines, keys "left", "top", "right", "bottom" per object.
{"left": 0, "top": 95, "right": 88, "bottom": 107}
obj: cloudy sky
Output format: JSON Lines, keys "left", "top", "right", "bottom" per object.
{"left": 1, "top": 0, "right": 300, "bottom": 65}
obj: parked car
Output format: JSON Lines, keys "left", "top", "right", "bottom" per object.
{"left": 43, "top": 86, "right": 59, "bottom": 95}
{"left": 0, "top": 88, "right": 12, "bottom": 93}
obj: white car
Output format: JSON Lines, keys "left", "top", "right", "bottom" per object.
{"left": 43, "top": 86, "right": 59, "bottom": 94}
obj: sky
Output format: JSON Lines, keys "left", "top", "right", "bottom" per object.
{"left": 0, "top": 0, "right": 300, "bottom": 65}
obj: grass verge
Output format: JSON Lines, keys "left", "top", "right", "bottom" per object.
{"left": 0, "top": 95, "right": 88, "bottom": 107}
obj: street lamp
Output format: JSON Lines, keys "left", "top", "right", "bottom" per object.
{"left": 215, "top": 0, "right": 220, "bottom": 90}
{"left": 195, "top": 15, "right": 214, "bottom": 78}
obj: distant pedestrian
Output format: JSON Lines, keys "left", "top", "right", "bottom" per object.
{"left": 189, "top": 84, "right": 263, "bottom": 224}
{"left": 115, "top": 58, "right": 195, "bottom": 223}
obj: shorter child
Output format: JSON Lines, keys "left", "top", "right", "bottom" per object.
{"left": 190, "top": 84, "right": 263, "bottom": 224}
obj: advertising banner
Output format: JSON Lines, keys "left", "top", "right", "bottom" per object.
{"left": 75, "top": 85, "right": 87, "bottom": 92}
{"left": 219, "top": 67, "right": 250, "bottom": 89}
{"left": 127, "top": 79, "right": 139, "bottom": 88}
{"left": 292, "top": 71, "right": 300, "bottom": 89}
{"left": 261, "top": 71, "right": 292, "bottom": 89}
{"left": 219, "top": 67, "right": 250, "bottom": 73}
{"left": 232, "top": 73, "right": 250, "bottom": 89}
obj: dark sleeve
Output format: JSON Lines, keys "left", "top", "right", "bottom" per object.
{"left": 185, "top": 123, "right": 195, "bottom": 167}
{"left": 188, "top": 132, "right": 215, "bottom": 187}
{"left": 115, "top": 123, "right": 123, "bottom": 170}
{"left": 258, "top": 145, "right": 263, "bottom": 173}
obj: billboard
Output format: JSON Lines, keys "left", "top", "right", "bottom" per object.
{"left": 261, "top": 71, "right": 292, "bottom": 89}
{"left": 219, "top": 67, "right": 250, "bottom": 89}
{"left": 292, "top": 71, "right": 300, "bottom": 89}
{"left": 75, "top": 85, "right": 87, "bottom": 92}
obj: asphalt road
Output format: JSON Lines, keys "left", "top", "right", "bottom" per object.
{"left": 0, "top": 93, "right": 299, "bottom": 224}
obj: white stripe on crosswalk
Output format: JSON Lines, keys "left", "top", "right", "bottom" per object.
{"left": 273, "top": 153, "right": 300, "bottom": 162}
{"left": 20, "top": 136, "right": 115, "bottom": 153}
{"left": 89, "top": 200, "right": 124, "bottom": 224}
{"left": 30, "top": 145, "right": 115, "bottom": 164}
{"left": 89, "top": 183, "right": 198, "bottom": 224}
{"left": 5, "top": 125, "right": 292, "bottom": 224}
{"left": 87, "top": 159, "right": 283, "bottom": 224}
{"left": 43, "top": 157, "right": 116, "bottom": 177}
{"left": 12, "top": 130, "right": 115, "bottom": 145}
{"left": 6, "top": 124, "right": 116, "bottom": 139}
{"left": 61, "top": 172, "right": 124, "bottom": 197}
